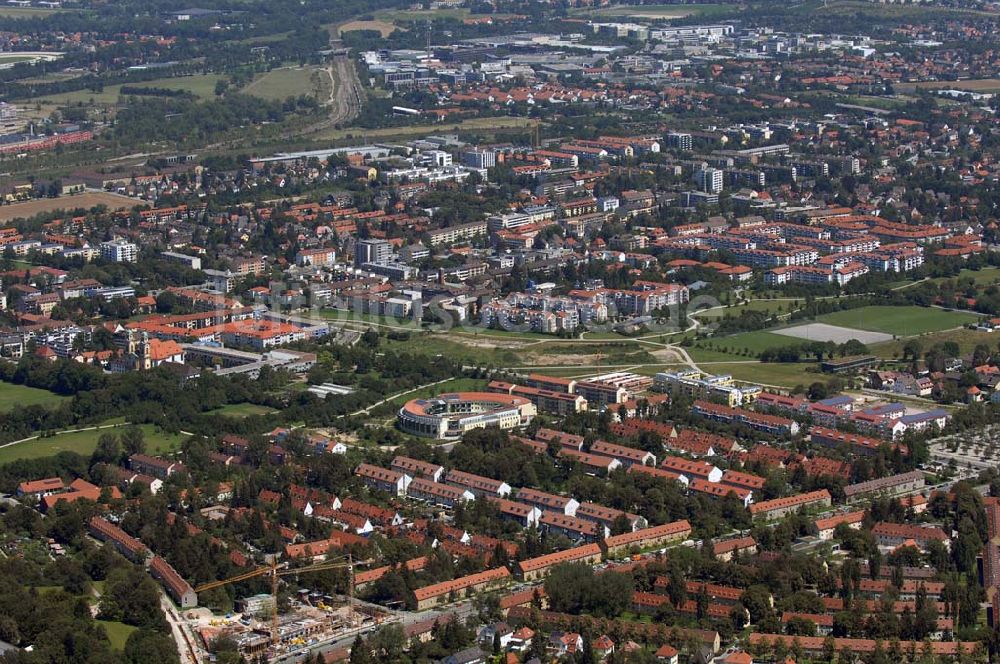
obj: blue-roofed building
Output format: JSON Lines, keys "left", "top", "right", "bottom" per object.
{"left": 817, "top": 395, "right": 855, "bottom": 410}
{"left": 896, "top": 409, "right": 949, "bottom": 436}
{"left": 861, "top": 402, "right": 906, "bottom": 420}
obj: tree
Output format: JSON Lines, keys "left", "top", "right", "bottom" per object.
{"left": 120, "top": 425, "right": 146, "bottom": 455}
{"left": 610, "top": 514, "right": 632, "bottom": 536}
{"left": 98, "top": 566, "right": 166, "bottom": 631}
{"left": 786, "top": 617, "right": 817, "bottom": 637}
{"left": 808, "top": 382, "right": 829, "bottom": 400}
{"left": 123, "top": 629, "right": 180, "bottom": 664}
{"left": 362, "top": 328, "right": 380, "bottom": 348}
{"left": 368, "top": 624, "right": 406, "bottom": 661}
{"left": 350, "top": 635, "right": 374, "bottom": 664}
{"left": 91, "top": 433, "right": 121, "bottom": 466}
{"left": 868, "top": 548, "right": 882, "bottom": 580}
{"left": 902, "top": 340, "right": 922, "bottom": 362}
{"left": 741, "top": 585, "right": 774, "bottom": 624}
{"left": 891, "top": 565, "right": 904, "bottom": 590}
{"left": 208, "top": 635, "right": 243, "bottom": 664}
{"left": 667, "top": 563, "right": 687, "bottom": 608}
{"left": 544, "top": 563, "right": 633, "bottom": 617}
{"left": 695, "top": 584, "right": 708, "bottom": 620}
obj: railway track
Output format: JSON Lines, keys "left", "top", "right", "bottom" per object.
{"left": 286, "top": 56, "right": 363, "bottom": 139}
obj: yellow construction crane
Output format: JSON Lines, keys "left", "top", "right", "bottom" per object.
{"left": 194, "top": 553, "right": 362, "bottom": 648}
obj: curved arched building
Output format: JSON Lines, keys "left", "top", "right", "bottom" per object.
{"left": 398, "top": 392, "right": 537, "bottom": 439}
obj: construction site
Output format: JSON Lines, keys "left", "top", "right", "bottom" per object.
{"left": 183, "top": 556, "right": 392, "bottom": 662}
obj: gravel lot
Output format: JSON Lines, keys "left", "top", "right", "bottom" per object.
{"left": 772, "top": 323, "right": 893, "bottom": 345}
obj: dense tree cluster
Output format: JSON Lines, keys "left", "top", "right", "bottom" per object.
{"left": 0, "top": 502, "right": 178, "bottom": 663}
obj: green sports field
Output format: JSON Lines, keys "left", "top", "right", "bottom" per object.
{"left": 815, "top": 305, "right": 979, "bottom": 336}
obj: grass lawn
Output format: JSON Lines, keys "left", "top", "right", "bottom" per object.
{"left": 241, "top": 66, "right": 329, "bottom": 102}
{"left": 210, "top": 403, "right": 277, "bottom": 418}
{"left": 0, "top": 7, "right": 61, "bottom": 17}
{"left": 0, "top": 54, "right": 42, "bottom": 65}
{"left": 450, "top": 328, "right": 569, "bottom": 341}
{"left": 0, "top": 382, "right": 68, "bottom": 412}
{"left": 907, "top": 79, "right": 1000, "bottom": 93}
{"left": 799, "top": 90, "right": 910, "bottom": 111}
{"left": 0, "top": 423, "right": 186, "bottom": 465}
{"left": 126, "top": 73, "right": 225, "bottom": 98}
{"left": 379, "top": 332, "right": 663, "bottom": 370}
{"left": 690, "top": 330, "right": 798, "bottom": 360}
{"left": 691, "top": 299, "right": 798, "bottom": 320}
{"left": 812, "top": 0, "right": 996, "bottom": 17}
{"left": 96, "top": 620, "right": 137, "bottom": 651}
{"left": 36, "top": 73, "right": 226, "bottom": 106}
{"left": 701, "top": 361, "right": 821, "bottom": 389}
{"left": 569, "top": 3, "right": 731, "bottom": 18}
{"left": 381, "top": 333, "right": 509, "bottom": 366}
{"left": 870, "top": 327, "right": 999, "bottom": 360}
{"left": 334, "top": 19, "right": 399, "bottom": 37}
{"left": 629, "top": 357, "right": 818, "bottom": 389}
{"left": 313, "top": 116, "right": 537, "bottom": 142}
{"left": 382, "top": 377, "right": 488, "bottom": 407}
{"left": 319, "top": 308, "right": 419, "bottom": 328}
{"left": 815, "top": 306, "right": 979, "bottom": 336}
{"left": 581, "top": 330, "right": 633, "bottom": 340}
{"left": 372, "top": 7, "right": 521, "bottom": 21}
{"left": 926, "top": 267, "right": 1000, "bottom": 287}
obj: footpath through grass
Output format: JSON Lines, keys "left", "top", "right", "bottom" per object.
{"left": 0, "top": 423, "right": 187, "bottom": 465}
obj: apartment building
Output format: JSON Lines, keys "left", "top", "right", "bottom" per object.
{"left": 749, "top": 490, "right": 831, "bottom": 520}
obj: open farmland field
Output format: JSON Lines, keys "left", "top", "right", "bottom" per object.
{"left": 0, "top": 383, "right": 68, "bottom": 413}
{"left": 0, "top": 192, "right": 143, "bottom": 222}
{"left": 815, "top": 306, "right": 978, "bottom": 336}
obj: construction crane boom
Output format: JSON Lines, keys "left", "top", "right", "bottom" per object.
{"left": 194, "top": 566, "right": 272, "bottom": 593}
{"left": 193, "top": 553, "right": 362, "bottom": 649}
